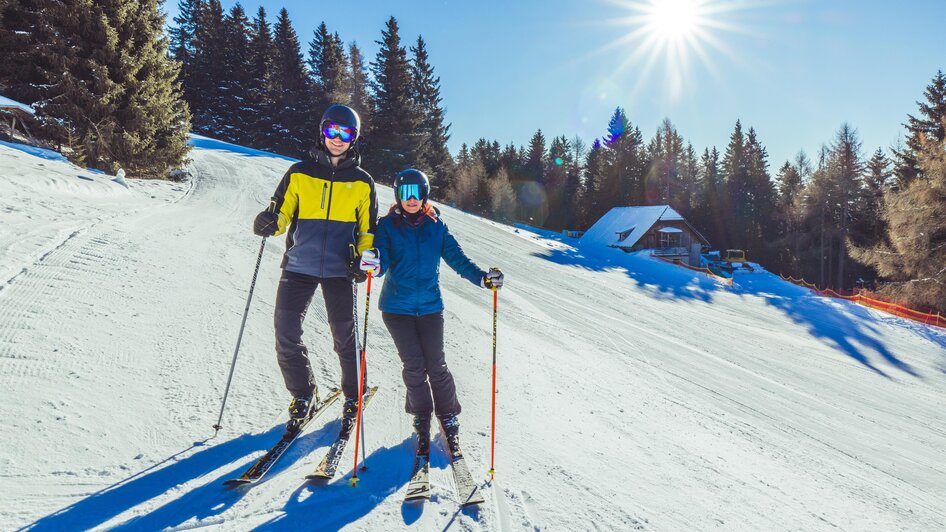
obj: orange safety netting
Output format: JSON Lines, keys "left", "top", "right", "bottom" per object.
{"left": 779, "top": 274, "right": 946, "bottom": 329}
{"left": 655, "top": 256, "right": 734, "bottom": 286}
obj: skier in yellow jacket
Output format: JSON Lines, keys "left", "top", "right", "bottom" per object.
{"left": 253, "top": 104, "right": 378, "bottom": 429}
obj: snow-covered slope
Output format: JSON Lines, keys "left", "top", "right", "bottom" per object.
{"left": 2, "top": 140, "right": 945, "bottom": 531}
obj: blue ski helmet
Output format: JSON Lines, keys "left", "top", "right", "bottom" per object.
{"left": 393, "top": 169, "right": 430, "bottom": 205}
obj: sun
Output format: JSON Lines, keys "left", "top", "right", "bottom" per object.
{"left": 586, "top": 0, "right": 750, "bottom": 101}
{"left": 648, "top": 0, "right": 701, "bottom": 41}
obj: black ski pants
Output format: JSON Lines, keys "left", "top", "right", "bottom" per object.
{"left": 382, "top": 311, "right": 461, "bottom": 417}
{"left": 274, "top": 270, "right": 362, "bottom": 399}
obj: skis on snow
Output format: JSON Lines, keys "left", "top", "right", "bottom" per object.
{"left": 224, "top": 388, "right": 342, "bottom": 486}
{"left": 403, "top": 452, "right": 431, "bottom": 501}
{"left": 305, "top": 386, "right": 379, "bottom": 481}
{"left": 404, "top": 432, "right": 484, "bottom": 506}
{"left": 446, "top": 452, "right": 485, "bottom": 506}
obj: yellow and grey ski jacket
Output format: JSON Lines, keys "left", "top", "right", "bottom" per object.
{"left": 271, "top": 150, "right": 378, "bottom": 278}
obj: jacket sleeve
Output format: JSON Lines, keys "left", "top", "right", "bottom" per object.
{"left": 441, "top": 221, "right": 486, "bottom": 286}
{"left": 374, "top": 219, "right": 390, "bottom": 278}
{"left": 271, "top": 167, "right": 298, "bottom": 237}
{"left": 355, "top": 177, "right": 378, "bottom": 254}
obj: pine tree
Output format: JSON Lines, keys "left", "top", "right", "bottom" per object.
{"left": 270, "top": 8, "right": 312, "bottom": 157}
{"left": 410, "top": 36, "right": 453, "bottom": 181}
{"left": 679, "top": 143, "right": 699, "bottom": 216}
{"left": 859, "top": 148, "right": 893, "bottom": 244}
{"left": 189, "top": 0, "right": 227, "bottom": 133}
{"left": 803, "top": 145, "right": 837, "bottom": 286}
{"left": 544, "top": 135, "right": 572, "bottom": 230}
{"left": 895, "top": 70, "right": 946, "bottom": 186}
{"left": 691, "top": 147, "right": 723, "bottom": 247}
{"left": 645, "top": 118, "right": 685, "bottom": 206}
{"left": 308, "top": 22, "right": 349, "bottom": 116}
{"left": 560, "top": 136, "right": 586, "bottom": 230}
{"left": 744, "top": 127, "right": 775, "bottom": 261}
{"left": 519, "top": 129, "right": 547, "bottom": 224}
{"left": 0, "top": 0, "right": 63, "bottom": 140}
{"left": 828, "top": 123, "right": 865, "bottom": 288}
{"left": 580, "top": 139, "right": 605, "bottom": 229}
{"left": 219, "top": 4, "right": 253, "bottom": 144}
{"left": 604, "top": 109, "right": 646, "bottom": 207}
{"left": 168, "top": 0, "right": 203, "bottom": 111}
{"left": 370, "top": 16, "right": 421, "bottom": 179}
{"left": 721, "top": 120, "right": 748, "bottom": 247}
{"left": 852, "top": 134, "right": 946, "bottom": 312}
{"left": 245, "top": 6, "right": 277, "bottom": 149}
{"left": 36, "top": 0, "right": 191, "bottom": 176}
{"left": 773, "top": 160, "right": 803, "bottom": 271}
{"left": 348, "top": 42, "right": 373, "bottom": 139}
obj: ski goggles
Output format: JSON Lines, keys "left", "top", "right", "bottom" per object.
{"left": 397, "top": 183, "right": 428, "bottom": 202}
{"left": 322, "top": 122, "right": 355, "bottom": 143}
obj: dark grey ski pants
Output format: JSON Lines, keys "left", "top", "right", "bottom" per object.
{"left": 381, "top": 312, "right": 461, "bottom": 417}
{"left": 274, "top": 271, "right": 362, "bottom": 399}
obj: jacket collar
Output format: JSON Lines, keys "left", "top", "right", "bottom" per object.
{"left": 391, "top": 203, "right": 439, "bottom": 226}
{"left": 311, "top": 147, "right": 360, "bottom": 170}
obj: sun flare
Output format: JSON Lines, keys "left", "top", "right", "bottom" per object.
{"left": 590, "top": 0, "right": 749, "bottom": 101}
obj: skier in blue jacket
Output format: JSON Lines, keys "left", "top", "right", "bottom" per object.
{"left": 359, "top": 169, "right": 503, "bottom": 458}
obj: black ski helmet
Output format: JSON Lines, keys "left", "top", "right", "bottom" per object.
{"left": 393, "top": 169, "right": 430, "bottom": 205}
{"left": 319, "top": 104, "right": 361, "bottom": 146}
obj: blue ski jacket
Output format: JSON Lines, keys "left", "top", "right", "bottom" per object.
{"left": 374, "top": 205, "right": 486, "bottom": 316}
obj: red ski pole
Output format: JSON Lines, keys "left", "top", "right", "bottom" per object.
{"left": 351, "top": 270, "right": 372, "bottom": 487}
{"left": 489, "top": 286, "right": 498, "bottom": 480}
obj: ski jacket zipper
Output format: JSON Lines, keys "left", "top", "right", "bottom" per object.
{"left": 320, "top": 169, "right": 336, "bottom": 276}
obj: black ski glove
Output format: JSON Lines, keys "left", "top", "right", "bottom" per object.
{"left": 253, "top": 210, "right": 279, "bottom": 237}
{"left": 481, "top": 267, "right": 504, "bottom": 290}
{"left": 347, "top": 243, "right": 368, "bottom": 283}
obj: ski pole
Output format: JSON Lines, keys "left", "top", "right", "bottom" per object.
{"left": 351, "top": 282, "right": 368, "bottom": 470}
{"left": 213, "top": 200, "right": 275, "bottom": 435}
{"left": 489, "top": 286, "right": 498, "bottom": 479}
{"left": 351, "top": 270, "right": 373, "bottom": 486}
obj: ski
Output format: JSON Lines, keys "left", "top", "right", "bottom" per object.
{"left": 224, "top": 388, "right": 342, "bottom": 487}
{"left": 403, "top": 452, "right": 431, "bottom": 502}
{"left": 439, "top": 432, "right": 485, "bottom": 506}
{"left": 305, "top": 386, "right": 379, "bottom": 480}
{"left": 447, "top": 453, "right": 485, "bottom": 506}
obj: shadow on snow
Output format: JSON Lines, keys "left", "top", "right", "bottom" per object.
{"left": 25, "top": 421, "right": 337, "bottom": 531}
{"left": 525, "top": 228, "right": 922, "bottom": 379}
{"left": 735, "top": 272, "right": 922, "bottom": 379}
{"left": 530, "top": 244, "right": 725, "bottom": 304}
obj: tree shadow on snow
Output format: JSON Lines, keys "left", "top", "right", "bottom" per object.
{"left": 24, "top": 423, "right": 327, "bottom": 531}
{"left": 530, "top": 245, "right": 726, "bottom": 304}
{"left": 736, "top": 273, "right": 921, "bottom": 379}
{"left": 254, "top": 435, "right": 429, "bottom": 530}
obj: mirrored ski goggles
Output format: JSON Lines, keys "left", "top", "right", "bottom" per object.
{"left": 397, "top": 183, "right": 428, "bottom": 201}
{"left": 322, "top": 122, "right": 355, "bottom": 143}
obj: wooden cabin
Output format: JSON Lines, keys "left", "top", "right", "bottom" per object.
{"left": 578, "top": 205, "right": 710, "bottom": 266}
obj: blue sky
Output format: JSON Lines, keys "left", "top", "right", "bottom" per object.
{"left": 168, "top": 0, "right": 945, "bottom": 169}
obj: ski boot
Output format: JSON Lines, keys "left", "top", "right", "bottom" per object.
{"left": 438, "top": 414, "right": 462, "bottom": 458}
{"left": 413, "top": 414, "right": 431, "bottom": 456}
{"left": 287, "top": 394, "right": 313, "bottom": 431}
{"left": 340, "top": 396, "right": 359, "bottom": 434}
